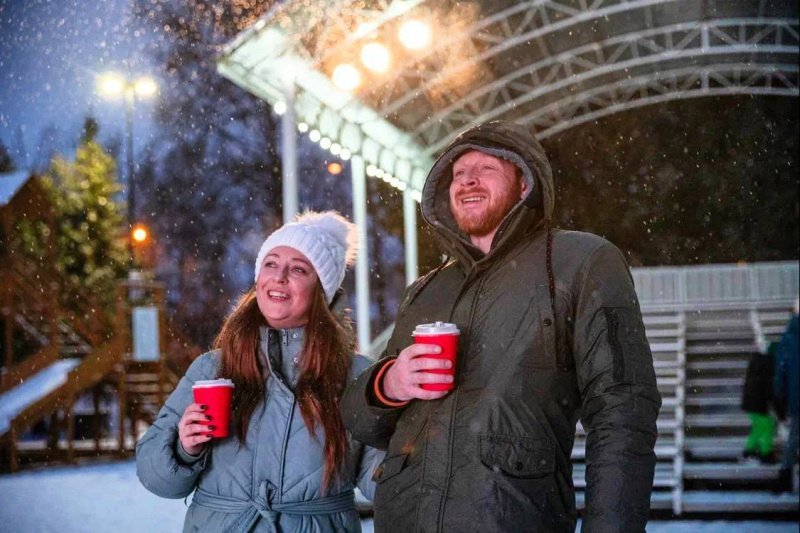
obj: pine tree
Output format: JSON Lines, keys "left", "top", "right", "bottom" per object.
{"left": 42, "top": 118, "right": 128, "bottom": 310}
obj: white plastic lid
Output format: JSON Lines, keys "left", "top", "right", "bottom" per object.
{"left": 192, "top": 378, "right": 235, "bottom": 388}
{"left": 412, "top": 321, "right": 460, "bottom": 336}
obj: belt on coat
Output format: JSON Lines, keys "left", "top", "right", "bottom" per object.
{"left": 191, "top": 481, "right": 355, "bottom": 533}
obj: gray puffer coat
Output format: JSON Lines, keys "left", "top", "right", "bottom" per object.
{"left": 136, "top": 326, "right": 384, "bottom": 532}
{"left": 341, "top": 121, "right": 661, "bottom": 532}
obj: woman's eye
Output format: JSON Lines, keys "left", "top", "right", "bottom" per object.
{"left": 292, "top": 266, "right": 307, "bottom": 275}
{"left": 264, "top": 261, "right": 276, "bottom": 268}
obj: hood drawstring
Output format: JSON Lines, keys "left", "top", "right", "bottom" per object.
{"left": 545, "top": 218, "right": 562, "bottom": 369}
{"left": 545, "top": 218, "right": 555, "bottom": 318}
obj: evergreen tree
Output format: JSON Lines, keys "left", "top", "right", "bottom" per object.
{"left": 42, "top": 118, "right": 128, "bottom": 310}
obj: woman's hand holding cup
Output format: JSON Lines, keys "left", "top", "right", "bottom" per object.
{"left": 178, "top": 403, "right": 214, "bottom": 455}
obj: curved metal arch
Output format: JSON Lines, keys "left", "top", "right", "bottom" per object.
{"left": 416, "top": 18, "right": 799, "bottom": 155}
{"left": 412, "top": 18, "right": 797, "bottom": 146}
{"left": 518, "top": 63, "right": 799, "bottom": 139}
{"left": 376, "top": 0, "right": 672, "bottom": 116}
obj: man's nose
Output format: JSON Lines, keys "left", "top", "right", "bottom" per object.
{"left": 457, "top": 169, "right": 479, "bottom": 187}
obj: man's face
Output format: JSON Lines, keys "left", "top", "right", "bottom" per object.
{"left": 449, "top": 150, "right": 526, "bottom": 237}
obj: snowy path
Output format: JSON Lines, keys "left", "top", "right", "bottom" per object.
{"left": 0, "top": 460, "right": 796, "bottom": 532}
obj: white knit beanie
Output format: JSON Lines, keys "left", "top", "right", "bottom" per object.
{"left": 254, "top": 210, "right": 359, "bottom": 303}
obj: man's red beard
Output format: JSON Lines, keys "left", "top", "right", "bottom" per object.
{"left": 452, "top": 179, "right": 523, "bottom": 237}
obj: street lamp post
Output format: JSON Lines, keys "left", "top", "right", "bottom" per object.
{"left": 97, "top": 73, "right": 157, "bottom": 264}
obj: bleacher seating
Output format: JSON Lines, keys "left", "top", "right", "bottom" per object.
{"left": 573, "top": 301, "right": 797, "bottom": 513}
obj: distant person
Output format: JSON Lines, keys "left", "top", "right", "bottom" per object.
{"left": 773, "top": 299, "right": 799, "bottom": 493}
{"left": 741, "top": 342, "right": 778, "bottom": 463}
{"left": 136, "top": 211, "right": 383, "bottom": 531}
{"left": 341, "top": 120, "right": 661, "bottom": 532}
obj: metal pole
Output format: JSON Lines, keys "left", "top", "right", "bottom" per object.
{"left": 281, "top": 81, "right": 298, "bottom": 223}
{"left": 350, "top": 155, "right": 370, "bottom": 352}
{"left": 403, "top": 189, "right": 418, "bottom": 285}
{"left": 124, "top": 88, "right": 135, "bottom": 265}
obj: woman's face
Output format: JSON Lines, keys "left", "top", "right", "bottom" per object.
{"left": 255, "top": 246, "right": 319, "bottom": 329}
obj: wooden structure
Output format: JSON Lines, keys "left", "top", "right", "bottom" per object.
{"left": 0, "top": 171, "right": 180, "bottom": 472}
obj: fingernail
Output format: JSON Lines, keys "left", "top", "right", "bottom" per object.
{"left": 444, "top": 361, "right": 452, "bottom": 368}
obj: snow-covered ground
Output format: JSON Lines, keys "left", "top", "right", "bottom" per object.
{"left": 0, "top": 460, "right": 797, "bottom": 532}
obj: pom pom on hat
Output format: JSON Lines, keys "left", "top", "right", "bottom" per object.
{"left": 254, "top": 210, "right": 359, "bottom": 303}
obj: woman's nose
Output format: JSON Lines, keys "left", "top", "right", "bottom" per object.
{"left": 274, "top": 267, "right": 289, "bottom": 282}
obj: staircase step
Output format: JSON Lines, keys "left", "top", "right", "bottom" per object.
{"left": 684, "top": 462, "right": 782, "bottom": 481}
{"left": 685, "top": 436, "right": 747, "bottom": 459}
{"left": 685, "top": 394, "right": 741, "bottom": 407}
{"left": 686, "top": 377, "right": 744, "bottom": 389}
{"left": 681, "top": 490, "right": 799, "bottom": 513}
{"left": 686, "top": 414, "right": 749, "bottom": 428}
{"left": 686, "top": 344, "right": 757, "bottom": 355}
{"left": 687, "top": 360, "right": 749, "bottom": 371}
{"left": 126, "top": 373, "right": 161, "bottom": 383}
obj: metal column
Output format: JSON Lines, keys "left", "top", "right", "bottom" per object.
{"left": 403, "top": 189, "right": 418, "bottom": 285}
{"left": 350, "top": 155, "right": 370, "bottom": 352}
{"left": 281, "top": 81, "right": 298, "bottom": 223}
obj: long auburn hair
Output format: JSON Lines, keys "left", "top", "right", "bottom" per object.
{"left": 213, "top": 283, "right": 354, "bottom": 491}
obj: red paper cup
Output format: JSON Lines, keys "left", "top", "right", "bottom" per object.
{"left": 192, "top": 379, "right": 235, "bottom": 438}
{"left": 413, "top": 322, "right": 460, "bottom": 391}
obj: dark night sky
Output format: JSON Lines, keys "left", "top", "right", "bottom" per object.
{"left": 0, "top": 0, "right": 159, "bottom": 168}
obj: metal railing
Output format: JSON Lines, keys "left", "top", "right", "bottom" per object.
{"left": 632, "top": 261, "right": 799, "bottom": 309}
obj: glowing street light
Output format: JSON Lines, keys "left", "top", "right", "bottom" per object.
{"left": 332, "top": 64, "right": 361, "bottom": 91}
{"left": 96, "top": 72, "right": 158, "bottom": 266}
{"left": 132, "top": 223, "right": 149, "bottom": 244}
{"left": 398, "top": 19, "right": 432, "bottom": 50}
{"left": 360, "top": 42, "right": 391, "bottom": 73}
{"left": 327, "top": 162, "right": 343, "bottom": 175}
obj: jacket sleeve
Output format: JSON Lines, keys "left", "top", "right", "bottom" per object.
{"left": 135, "top": 352, "right": 215, "bottom": 499}
{"left": 341, "top": 359, "right": 406, "bottom": 450}
{"left": 572, "top": 242, "right": 661, "bottom": 533}
{"left": 340, "top": 275, "right": 433, "bottom": 449}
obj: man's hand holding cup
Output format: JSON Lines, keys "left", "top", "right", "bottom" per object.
{"left": 383, "top": 322, "right": 460, "bottom": 402}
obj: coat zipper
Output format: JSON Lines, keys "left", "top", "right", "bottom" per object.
{"left": 434, "top": 273, "right": 486, "bottom": 531}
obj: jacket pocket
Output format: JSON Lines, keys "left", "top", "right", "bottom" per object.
{"left": 479, "top": 434, "right": 555, "bottom": 478}
{"left": 603, "top": 306, "right": 656, "bottom": 385}
{"left": 372, "top": 453, "right": 409, "bottom": 483}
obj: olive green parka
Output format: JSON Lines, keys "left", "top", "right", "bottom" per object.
{"left": 341, "top": 121, "right": 661, "bottom": 533}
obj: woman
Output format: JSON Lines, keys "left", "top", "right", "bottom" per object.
{"left": 136, "top": 211, "right": 384, "bottom": 532}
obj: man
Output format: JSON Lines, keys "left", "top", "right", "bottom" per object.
{"left": 342, "top": 120, "right": 661, "bottom": 531}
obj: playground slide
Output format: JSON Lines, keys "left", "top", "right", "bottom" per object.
{"left": 0, "top": 359, "right": 81, "bottom": 436}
